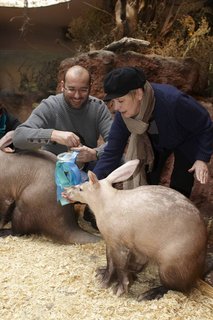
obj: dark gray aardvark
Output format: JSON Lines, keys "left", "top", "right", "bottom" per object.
{"left": 0, "top": 150, "right": 99, "bottom": 244}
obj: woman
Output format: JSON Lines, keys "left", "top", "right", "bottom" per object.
{"left": 93, "top": 66, "right": 213, "bottom": 198}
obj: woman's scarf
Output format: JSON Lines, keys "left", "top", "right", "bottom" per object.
{"left": 121, "top": 81, "right": 155, "bottom": 189}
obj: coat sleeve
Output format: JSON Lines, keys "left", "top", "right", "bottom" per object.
{"left": 93, "top": 112, "right": 130, "bottom": 179}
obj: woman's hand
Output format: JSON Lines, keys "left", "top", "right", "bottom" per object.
{"left": 188, "top": 160, "right": 209, "bottom": 184}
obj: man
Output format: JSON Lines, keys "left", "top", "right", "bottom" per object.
{"left": 13, "top": 65, "right": 113, "bottom": 169}
{"left": 13, "top": 65, "right": 113, "bottom": 229}
{"left": 93, "top": 66, "right": 213, "bottom": 198}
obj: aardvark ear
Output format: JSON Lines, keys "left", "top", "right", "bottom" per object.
{"left": 88, "top": 170, "right": 99, "bottom": 186}
{"left": 106, "top": 159, "right": 140, "bottom": 184}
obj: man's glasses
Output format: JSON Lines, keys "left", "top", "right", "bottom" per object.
{"left": 64, "top": 87, "right": 89, "bottom": 95}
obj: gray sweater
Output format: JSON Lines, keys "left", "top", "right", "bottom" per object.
{"left": 13, "top": 93, "right": 113, "bottom": 156}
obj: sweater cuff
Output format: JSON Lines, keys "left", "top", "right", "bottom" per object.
{"left": 27, "top": 129, "right": 55, "bottom": 145}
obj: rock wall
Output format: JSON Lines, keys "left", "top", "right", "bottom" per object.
{"left": 57, "top": 50, "right": 208, "bottom": 98}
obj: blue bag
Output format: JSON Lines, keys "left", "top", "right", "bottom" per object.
{"left": 55, "top": 151, "right": 87, "bottom": 206}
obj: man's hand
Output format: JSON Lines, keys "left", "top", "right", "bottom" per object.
{"left": 1, "top": 147, "right": 15, "bottom": 153}
{"left": 71, "top": 145, "right": 97, "bottom": 163}
{"left": 0, "top": 130, "right": 14, "bottom": 150}
{"left": 188, "top": 160, "right": 209, "bottom": 184}
{"left": 51, "top": 130, "right": 80, "bottom": 147}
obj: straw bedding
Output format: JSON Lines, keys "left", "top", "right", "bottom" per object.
{"left": 0, "top": 231, "right": 212, "bottom": 320}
